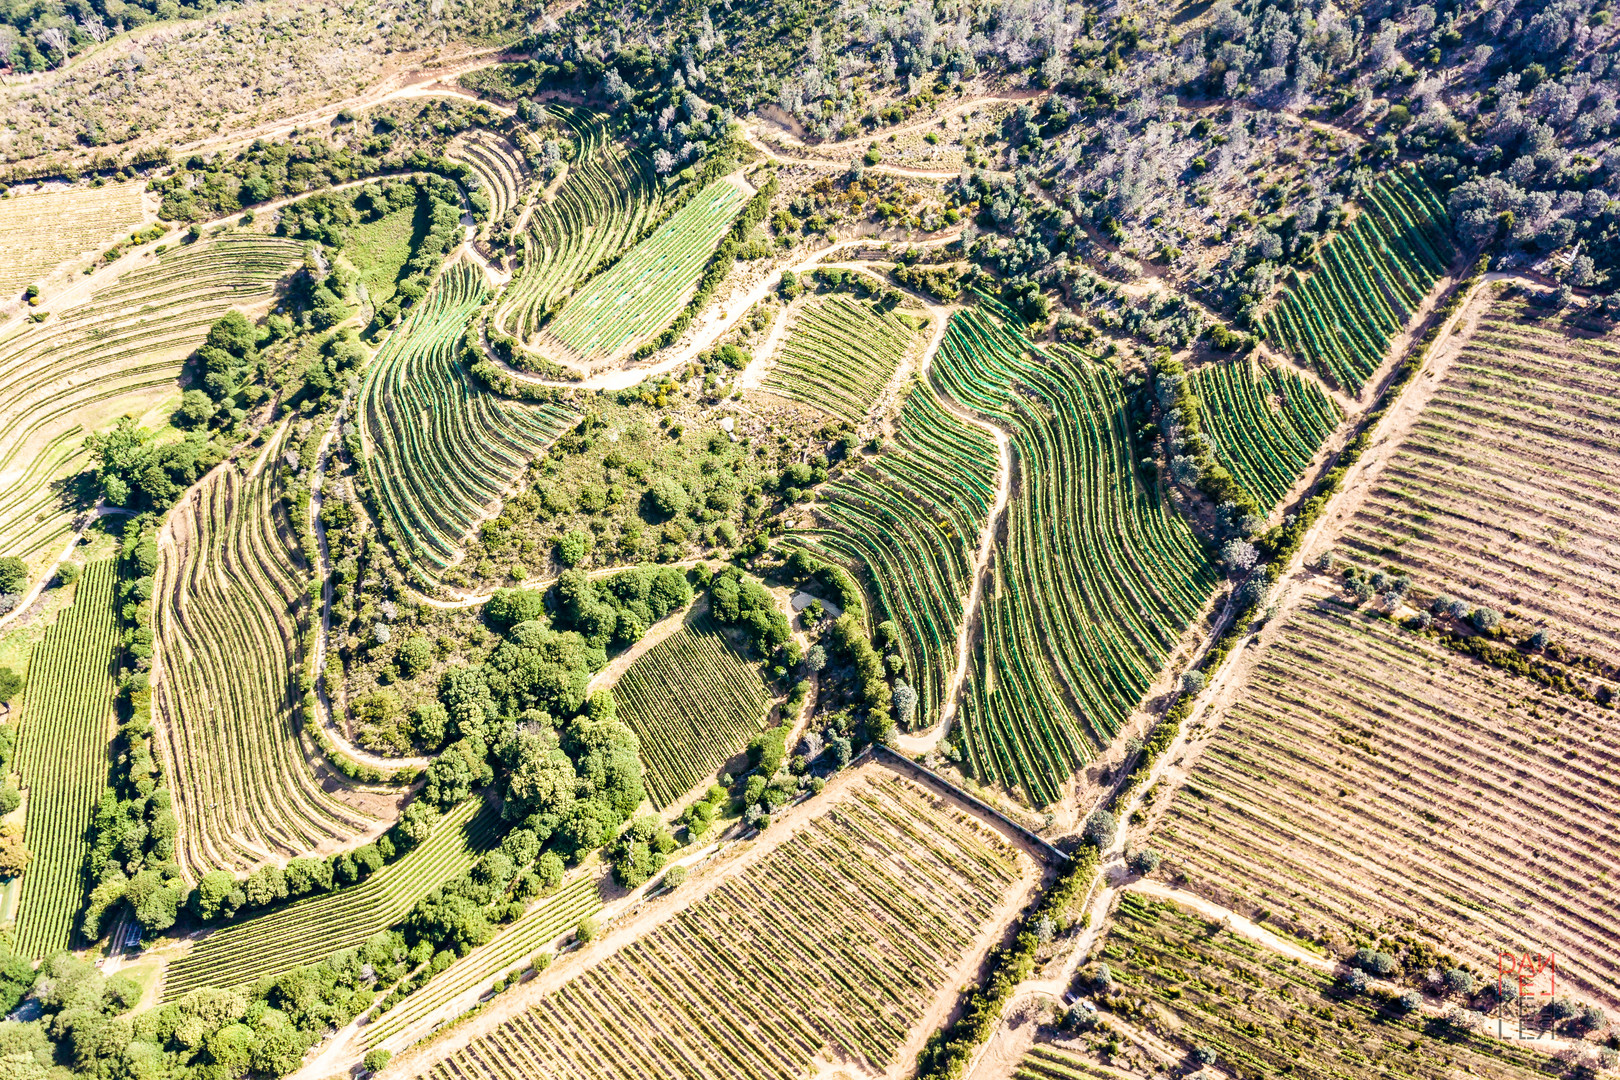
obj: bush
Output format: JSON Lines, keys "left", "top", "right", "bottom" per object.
{"left": 1082, "top": 809, "right": 1117, "bottom": 849}
{"left": 1352, "top": 947, "right": 1397, "bottom": 976}
{"left": 1396, "top": 990, "right": 1422, "bottom": 1013}
{"left": 1192, "top": 1045, "right": 1216, "bottom": 1065}
{"left": 575, "top": 915, "right": 598, "bottom": 943}
{"left": 1126, "top": 848, "right": 1160, "bottom": 876}
{"left": 363, "top": 1048, "right": 392, "bottom": 1074}
{"left": 1343, "top": 969, "right": 1370, "bottom": 994}
{"left": 1443, "top": 967, "right": 1475, "bottom": 996}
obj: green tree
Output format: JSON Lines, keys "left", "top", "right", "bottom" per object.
{"left": 0, "top": 558, "right": 26, "bottom": 595}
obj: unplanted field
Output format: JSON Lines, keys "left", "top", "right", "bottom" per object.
{"left": 1156, "top": 594, "right": 1620, "bottom": 1001}
{"left": 415, "top": 771, "right": 1039, "bottom": 1080}
{"left": 1338, "top": 295, "right": 1620, "bottom": 667}
{"left": 0, "top": 182, "right": 147, "bottom": 295}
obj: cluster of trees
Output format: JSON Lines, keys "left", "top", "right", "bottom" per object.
{"left": 173, "top": 311, "right": 273, "bottom": 432}
{"left": 1150, "top": 350, "right": 1264, "bottom": 527}
{"left": 702, "top": 565, "right": 790, "bottom": 657}
{"left": 549, "top": 565, "right": 693, "bottom": 650}
{"left": 83, "top": 417, "right": 229, "bottom": 512}
{"left": 151, "top": 103, "right": 489, "bottom": 222}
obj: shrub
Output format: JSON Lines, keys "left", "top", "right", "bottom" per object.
{"left": 1352, "top": 947, "right": 1397, "bottom": 976}
{"left": 1126, "top": 848, "right": 1161, "bottom": 876}
{"left": 1343, "top": 969, "right": 1370, "bottom": 994}
{"left": 1471, "top": 606, "right": 1501, "bottom": 632}
{"left": 1082, "top": 810, "right": 1117, "bottom": 849}
{"left": 1443, "top": 967, "right": 1475, "bottom": 996}
{"left": 1181, "top": 670, "right": 1207, "bottom": 695}
{"left": 1396, "top": 990, "right": 1422, "bottom": 1013}
{"left": 575, "top": 915, "right": 598, "bottom": 943}
{"left": 363, "top": 1048, "right": 392, "bottom": 1074}
{"left": 1192, "top": 1045, "right": 1216, "bottom": 1064}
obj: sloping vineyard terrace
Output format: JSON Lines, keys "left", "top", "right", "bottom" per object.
{"left": 1155, "top": 595, "right": 1620, "bottom": 1002}
{"left": 932, "top": 306, "right": 1217, "bottom": 806}
{"left": 1338, "top": 294, "right": 1620, "bottom": 667}
{"left": 414, "top": 770, "right": 1040, "bottom": 1080}
{"left": 156, "top": 433, "right": 372, "bottom": 877}
{"left": 361, "top": 261, "right": 578, "bottom": 583}
{"left": 0, "top": 234, "right": 302, "bottom": 576}
{"left": 614, "top": 617, "right": 771, "bottom": 809}
{"left": 1190, "top": 356, "right": 1343, "bottom": 514}
{"left": 784, "top": 381, "right": 1001, "bottom": 727}
{"left": 761, "top": 293, "right": 922, "bottom": 422}
{"left": 1262, "top": 169, "right": 1455, "bottom": 393}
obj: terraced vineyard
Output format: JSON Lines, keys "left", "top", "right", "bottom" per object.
{"left": 1338, "top": 296, "right": 1620, "bottom": 666}
{"left": 1156, "top": 596, "right": 1620, "bottom": 1001}
{"left": 361, "top": 874, "right": 602, "bottom": 1052}
{"left": 614, "top": 617, "right": 771, "bottom": 808}
{"left": 541, "top": 178, "right": 746, "bottom": 365}
{"left": 0, "top": 234, "right": 301, "bottom": 572}
{"left": 13, "top": 559, "right": 119, "bottom": 959}
{"left": 933, "top": 307, "right": 1217, "bottom": 806}
{"left": 156, "top": 433, "right": 371, "bottom": 877}
{"left": 1190, "top": 357, "right": 1342, "bottom": 513}
{"left": 1015, "top": 1046, "right": 1128, "bottom": 1080}
{"left": 417, "top": 772, "right": 1033, "bottom": 1080}
{"left": 1263, "top": 169, "right": 1455, "bottom": 392}
{"left": 0, "top": 181, "right": 146, "bottom": 294}
{"left": 761, "top": 294, "right": 921, "bottom": 421}
{"left": 1098, "top": 893, "right": 1560, "bottom": 1080}
{"left": 785, "top": 383, "right": 1000, "bottom": 726}
{"left": 495, "top": 107, "right": 668, "bottom": 344}
{"left": 361, "top": 262, "right": 578, "bottom": 580}
{"left": 453, "top": 131, "right": 531, "bottom": 230}
{"left": 163, "top": 798, "right": 501, "bottom": 998}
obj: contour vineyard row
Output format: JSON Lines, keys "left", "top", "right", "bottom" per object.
{"left": 1191, "top": 357, "right": 1342, "bottom": 514}
{"left": 361, "top": 261, "right": 577, "bottom": 581}
{"left": 933, "top": 306, "right": 1217, "bottom": 806}
{"left": 13, "top": 559, "right": 119, "bottom": 959}
{"left": 155, "top": 434, "right": 370, "bottom": 878}
{"left": 785, "top": 381, "right": 1001, "bottom": 726}
{"left": 1263, "top": 169, "right": 1455, "bottom": 393}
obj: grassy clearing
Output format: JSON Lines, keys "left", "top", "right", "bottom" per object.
{"left": 346, "top": 202, "right": 423, "bottom": 310}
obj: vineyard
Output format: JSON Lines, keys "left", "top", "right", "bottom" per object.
{"left": 1262, "top": 170, "right": 1455, "bottom": 392}
{"left": 1190, "top": 357, "right": 1342, "bottom": 514}
{"left": 0, "top": 181, "right": 147, "bottom": 295}
{"left": 12, "top": 559, "right": 119, "bottom": 959}
{"left": 785, "top": 383, "right": 1001, "bottom": 726}
{"left": 1338, "top": 296, "right": 1620, "bottom": 666}
{"left": 613, "top": 617, "right": 770, "bottom": 808}
{"left": 155, "top": 433, "right": 371, "bottom": 878}
{"left": 540, "top": 178, "right": 746, "bottom": 365}
{"left": 360, "top": 874, "right": 602, "bottom": 1052}
{"left": 0, "top": 234, "right": 302, "bottom": 573}
{"left": 1155, "top": 596, "right": 1620, "bottom": 1001}
{"left": 1097, "top": 893, "right": 1559, "bottom": 1080}
{"left": 494, "top": 107, "right": 668, "bottom": 344}
{"left": 932, "top": 307, "right": 1217, "bottom": 806}
{"left": 761, "top": 294, "right": 921, "bottom": 421}
{"left": 453, "top": 131, "right": 531, "bottom": 232}
{"left": 417, "top": 772, "right": 1034, "bottom": 1080}
{"left": 360, "top": 262, "right": 578, "bottom": 581}
{"left": 162, "top": 798, "right": 501, "bottom": 998}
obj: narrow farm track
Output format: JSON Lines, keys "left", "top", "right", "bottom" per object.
{"left": 0, "top": 503, "right": 131, "bottom": 635}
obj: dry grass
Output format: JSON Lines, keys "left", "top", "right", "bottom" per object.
{"left": 0, "top": 182, "right": 146, "bottom": 295}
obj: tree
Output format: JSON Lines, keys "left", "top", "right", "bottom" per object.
{"left": 0, "top": 824, "right": 28, "bottom": 877}
{"left": 363, "top": 1048, "right": 393, "bottom": 1074}
{"left": 1127, "top": 848, "right": 1161, "bottom": 875}
{"left": 191, "top": 870, "right": 239, "bottom": 921}
{"left": 486, "top": 588, "right": 547, "bottom": 631}
{"left": 892, "top": 682, "right": 918, "bottom": 727}
{"left": 1443, "top": 967, "right": 1476, "bottom": 997}
{"left": 1082, "top": 810, "right": 1116, "bottom": 849}
{"left": 1352, "top": 947, "right": 1397, "bottom": 976}
{"left": 0, "top": 668, "right": 23, "bottom": 705}
{"left": 804, "top": 644, "right": 827, "bottom": 672}
{"left": 0, "top": 558, "right": 26, "bottom": 596}
{"left": 1181, "top": 670, "right": 1207, "bottom": 695}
